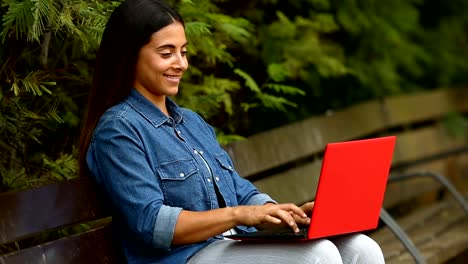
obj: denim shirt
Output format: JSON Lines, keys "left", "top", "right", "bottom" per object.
{"left": 86, "top": 89, "right": 275, "bottom": 263}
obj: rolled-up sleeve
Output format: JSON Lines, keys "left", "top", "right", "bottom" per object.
{"left": 244, "top": 193, "right": 277, "bottom": 205}
{"left": 88, "top": 116, "right": 178, "bottom": 250}
{"left": 153, "top": 205, "right": 182, "bottom": 249}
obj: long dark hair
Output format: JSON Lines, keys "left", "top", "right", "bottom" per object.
{"left": 78, "top": 0, "right": 185, "bottom": 176}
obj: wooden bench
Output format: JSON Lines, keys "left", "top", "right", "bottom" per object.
{"left": 1, "top": 88, "right": 467, "bottom": 263}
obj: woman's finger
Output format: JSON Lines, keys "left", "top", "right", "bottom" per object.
{"left": 272, "top": 208, "right": 300, "bottom": 232}
{"left": 277, "top": 203, "right": 307, "bottom": 218}
{"left": 292, "top": 214, "right": 311, "bottom": 226}
{"left": 264, "top": 214, "right": 282, "bottom": 224}
{"left": 300, "top": 202, "right": 315, "bottom": 214}
{"left": 260, "top": 204, "right": 301, "bottom": 232}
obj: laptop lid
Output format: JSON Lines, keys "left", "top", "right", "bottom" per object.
{"left": 307, "top": 136, "right": 396, "bottom": 239}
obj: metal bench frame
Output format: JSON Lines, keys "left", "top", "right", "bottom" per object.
{"left": 380, "top": 170, "right": 468, "bottom": 264}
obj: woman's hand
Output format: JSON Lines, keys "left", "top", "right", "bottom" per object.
{"left": 173, "top": 201, "right": 315, "bottom": 245}
{"left": 233, "top": 203, "right": 309, "bottom": 232}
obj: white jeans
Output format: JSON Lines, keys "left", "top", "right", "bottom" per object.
{"left": 187, "top": 233, "right": 385, "bottom": 264}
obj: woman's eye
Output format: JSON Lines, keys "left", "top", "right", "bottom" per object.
{"left": 159, "top": 50, "right": 187, "bottom": 58}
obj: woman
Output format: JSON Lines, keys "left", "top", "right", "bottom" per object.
{"left": 79, "top": 0, "right": 386, "bottom": 263}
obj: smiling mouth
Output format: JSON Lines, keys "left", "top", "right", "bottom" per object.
{"left": 163, "top": 74, "right": 181, "bottom": 80}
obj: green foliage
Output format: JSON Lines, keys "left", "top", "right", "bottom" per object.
{"left": 1, "top": 0, "right": 35, "bottom": 42}
{"left": 2, "top": 0, "right": 115, "bottom": 47}
{"left": 0, "top": 0, "right": 115, "bottom": 191}
{"left": 234, "top": 68, "right": 305, "bottom": 112}
{"left": 173, "top": 0, "right": 303, "bottom": 135}
{"left": 223, "top": 0, "right": 468, "bottom": 132}
{"left": 215, "top": 129, "right": 245, "bottom": 146}
{"left": 42, "top": 152, "right": 78, "bottom": 181}
{"left": 335, "top": 0, "right": 429, "bottom": 94}
{"left": 0, "top": 95, "right": 75, "bottom": 191}
{"left": 260, "top": 10, "right": 346, "bottom": 89}
{"left": 10, "top": 70, "right": 55, "bottom": 96}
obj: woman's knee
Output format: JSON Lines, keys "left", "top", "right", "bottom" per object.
{"left": 300, "top": 239, "right": 343, "bottom": 264}
{"left": 333, "top": 234, "right": 385, "bottom": 264}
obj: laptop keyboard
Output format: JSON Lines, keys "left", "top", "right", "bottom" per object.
{"left": 227, "top": 227, "right": 309, "bottom": 239}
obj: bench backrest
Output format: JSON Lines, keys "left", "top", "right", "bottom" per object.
{"left": 0, "top": 176, "right": 117, "bottom": 263}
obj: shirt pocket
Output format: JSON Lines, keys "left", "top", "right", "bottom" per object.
{"left": 213, "top": 153, "right": 236, "bottom": 195}
{"left": 156, "top": 158, "right": 207, "bottom": 209}
{"left": 214, "top": 153, "right": 234, "bottom": 172}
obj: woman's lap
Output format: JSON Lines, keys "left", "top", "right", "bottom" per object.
{"left": 187, "top": 233, "right": 384, "bottom": 264}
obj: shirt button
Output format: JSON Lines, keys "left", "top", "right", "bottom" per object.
{"left": 199, "top": 151, "right": 204, "bottom": 155}
{"left": 215, "top": 177, "right": 220, "bottom": 181}
{"left": 179, "top": 173, "right": 185, "bottom": 177}
{"left": 177, "top": 130, "right": 181, "bottom": 134}
{"left": 194, "top": 150, "right": 198, "bottom": 154}
{"left": 207, "top": 178, "right": 211, "bottom": 183}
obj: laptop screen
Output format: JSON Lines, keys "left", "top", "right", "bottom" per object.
{"left": 307, "top": 136, "right": 396, "bottom": 239}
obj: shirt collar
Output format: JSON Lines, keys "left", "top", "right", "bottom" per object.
{"left": 125, "top": 89, "right": 183, "bottom": 127}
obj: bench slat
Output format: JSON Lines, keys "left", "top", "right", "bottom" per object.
{"left": 383, "top": 88, "right": 468, "bottom": 127}
{"left": 384, "top": 160, "right": 452, "bottom": 208}
{"left": 417, "top": 222, "right": 468, "bottom": 264}
{"left": 252, "top": 160, "right": 322, "bottom": 204}
{"left": 0, "top": 224, "right": 117, "bottom": 264}
{"left": 0, "top": 177, "right": 109, "bottom": 244}
{"left": 372, "top": 198, "right": 468, "bottom": 264}
{"left": 392, "top": 124, "right": 467, "bottom": 167}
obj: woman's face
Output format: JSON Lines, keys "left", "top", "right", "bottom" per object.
{"left": 134, "top": 22, "right": 188, "bottom": 106}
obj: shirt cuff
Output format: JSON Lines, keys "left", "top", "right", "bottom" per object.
{"left": 245, "top": 193, "right": 277, "bottom": 206}
{"left": 152, "top": 205, "right": 182, "bottom": 249}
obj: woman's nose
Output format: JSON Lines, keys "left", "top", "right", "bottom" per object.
{"left": 174, "top": 54, "right": 188, "bottom": 71}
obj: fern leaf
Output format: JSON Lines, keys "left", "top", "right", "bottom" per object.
{"left": 45, "top": 100, "right": 64, "bottom": 123}
{"left": 267, "top": 63, "right": 289, "bottom": 82}
{"left": 10, "top": 71, "right": 55, "bottom": 96}
{"left": 11, "top": 81, "right": 21, "bottom": 96}
{"left": 1, "top": 0, "right": 34, "bottom": 42}
{"left": 218, "top": 22, "right": 251, "bottom": 43}
{"left": 258, "top": 93, "right": 297, "bottom": 111}
{"left": 185, "top": 21, "right": 212, "bottom": 37}
{"left": 240, "top": 102, "right": 260, "bottom": 112}
{"left": 234, "top": 69, "right": 260, "bottom": 93}
{"left": 30, "top": 0, "right": 55, "bottom": 41}
{"left": 264, "top": 83, "right": 306, "bottom": 96}
{"left": 216, "top": 132, "right": 245, "bottom": 146}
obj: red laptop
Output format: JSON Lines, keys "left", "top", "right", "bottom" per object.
{"left": 226, "top": 136, "right": 396, "bottom": 240}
